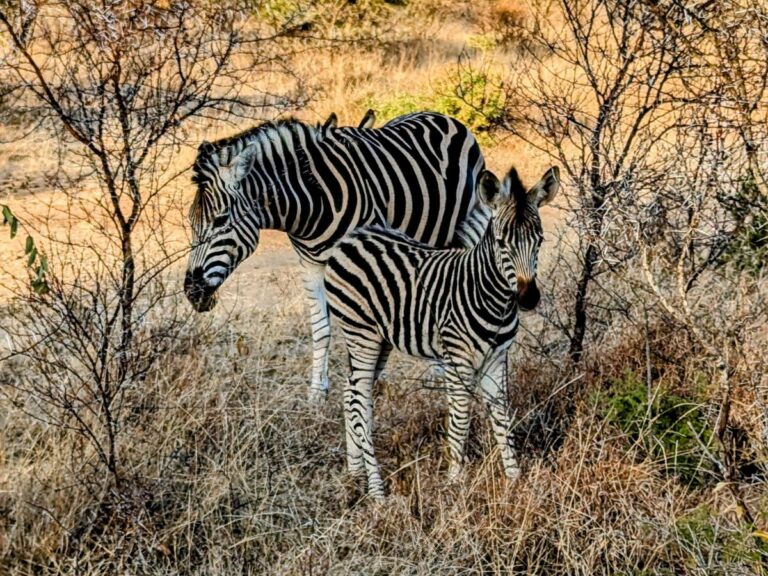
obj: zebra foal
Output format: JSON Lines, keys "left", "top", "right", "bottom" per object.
{"left": 325, "top": 165, "right": 560, "bottom": 499}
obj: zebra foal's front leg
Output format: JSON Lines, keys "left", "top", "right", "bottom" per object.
{"left": 479, "top": 351, "right": 520, "bottom": 480}
{"left": 444, "top": 363, "right": 476, "bottom": 481}
{"left": 301, "top": 262, "right": 332, "bottom": 403}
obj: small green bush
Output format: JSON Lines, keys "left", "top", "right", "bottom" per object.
{"left": 363, "top": 64, "right": 507, "bottom": 142}
{"left": 675, "top": 504, "right": 762, "bottom": 567}
{"left": 595, "top": 371, "right": 713, "bottom": 486}
{"left": 720, "top": 169, "right": 768, "bottom": 275}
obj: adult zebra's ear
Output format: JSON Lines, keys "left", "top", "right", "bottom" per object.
{"left": 529, "top": 166, "right": 560, "bottom": 207}
{"left": 359, "top": 109, "right": 376, "bottom": 129}
{"left": 230, "top": 147, "right": 256, "bottom": 184}
{"left": 323, "top": 113, "right": 338, "bottom": 130}
{"left": 477, "top": 169, "right": 503, "bottom": 207}
{"left": 199, "top": 141, "right": 216, "bottom": 156}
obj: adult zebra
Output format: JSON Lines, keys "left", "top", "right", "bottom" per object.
{"left": 184, "top": 112, "right": 490, "bottom": 401}
{"left": 324, "top": 166, "right": 559, "bottom": 499}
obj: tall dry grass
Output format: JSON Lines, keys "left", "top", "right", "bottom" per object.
{"left": 3, "top": 278, "right": 766, "bottom": 574}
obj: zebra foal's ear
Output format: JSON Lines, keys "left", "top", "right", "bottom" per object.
{"left": 478, "top": 170, "right": 502, "bottom": 207}
{"left": 528, "top": 166, "right": 560, "bottom": 207}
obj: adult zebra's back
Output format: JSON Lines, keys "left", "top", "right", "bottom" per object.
{"left": 184, "top": 112, "right": 488, "bottom": 401}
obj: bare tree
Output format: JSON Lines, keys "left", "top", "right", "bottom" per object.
{"left": 0, "top": 0, "right": 306, "bottom": 490}
{"left": 503, "top": 0, "right": 713, "bottom": 361}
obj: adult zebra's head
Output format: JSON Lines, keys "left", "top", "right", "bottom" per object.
{"left": 185, "top": 140, "right": 262, "bottom": 312}
{"left": 478, "top": 165, "right": 560, "bottom": 311}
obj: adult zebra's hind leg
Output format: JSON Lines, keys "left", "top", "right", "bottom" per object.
{"left": 373, "top": 342, "right": 393, "bottom": 384}
{"left": 478, "top": 352, "right": 520, "bottom": 480}
{"left": 343, "top": 334, "right": 386, "bottom": 500}
{"left": 301, "top": 262, "right": 332, "bottom": 403}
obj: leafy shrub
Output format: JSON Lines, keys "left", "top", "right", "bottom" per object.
{"left": 720, "top": 169, "right": 768, "bottom": 275}
{"left": 363, "top": 62, "right": 507, "bottom": 142}
{"left": 675, "top": 504, "right": 762, "bottom": 567}
{"left": 595, "top": 371, "right": 713, "bottom": 486}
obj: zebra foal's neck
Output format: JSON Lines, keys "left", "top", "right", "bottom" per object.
{"left": 462, "top": 227, "right": 518, "bottom": 317}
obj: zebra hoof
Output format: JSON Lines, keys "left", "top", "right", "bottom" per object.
{"left": 366, "top": 487, "right": 387, "bottom": 503}
{"left": 307, "top": 387, "right": 328, "bottom": 404}
{"left": 505, "top": 466, "right": 522, "bottom": 482}
{"left": 446, "top": 464, "right": 466, "bottom": 485}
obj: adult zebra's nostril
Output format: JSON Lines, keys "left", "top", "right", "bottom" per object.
{"left": 184, "top": 267, "right": 218, "bottom": 312}
{"left": 184, "top": 267, "right": 204, "bottom": 291}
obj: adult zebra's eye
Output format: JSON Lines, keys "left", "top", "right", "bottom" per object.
{"left": 212, "top": 213, "right": 230, "bottom": 228}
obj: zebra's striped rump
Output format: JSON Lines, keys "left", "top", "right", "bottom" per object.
{"left": 325, "top": 165, "right": 560, "bottom": 499}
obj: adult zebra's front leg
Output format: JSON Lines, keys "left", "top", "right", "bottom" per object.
{"left": 302, "top": 261, "right": 332, "bottom": 403}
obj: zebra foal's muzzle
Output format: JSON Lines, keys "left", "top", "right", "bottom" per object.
{"left": 184, "top": 267, "right": 219, "bottom": 312}
{"left": 517, "top": 278, "right": 540, "bottom": 311}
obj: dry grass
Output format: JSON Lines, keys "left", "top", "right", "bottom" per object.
{"left": 2, "top": 282, "right": 766, "bottom": 574}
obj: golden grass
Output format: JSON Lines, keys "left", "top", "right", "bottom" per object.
{"left": 2, "top": 282, "right": 765, "bottom": 574}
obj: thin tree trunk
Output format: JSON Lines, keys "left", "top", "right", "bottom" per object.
{"left": 569, "top": 242, "right": 597, "bottom": 362}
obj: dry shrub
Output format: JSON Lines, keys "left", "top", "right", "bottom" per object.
{"left": 487, "top": 1, "right": 529, "bottom": 49}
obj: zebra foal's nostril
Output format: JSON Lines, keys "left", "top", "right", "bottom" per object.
{"left": 517, "top": 279, "right": 541, "bottom": 311}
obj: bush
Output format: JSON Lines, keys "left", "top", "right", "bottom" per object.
{"left": 675, "top": 504, "right": 762, "bottom": 568}
{"left": 595, "top": 371, "right": 713, "bottom": 486}
{"left": 720, "top": 169, "right": 768, "bottom": 275}
{"left": 363, "top": 61, "right": 507, "bottom": 141}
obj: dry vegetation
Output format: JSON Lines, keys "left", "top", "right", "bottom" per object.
{"left": 1, "top": 0, "right": 768, "bottom": 574}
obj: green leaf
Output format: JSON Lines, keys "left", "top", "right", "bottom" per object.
{"left": 2, "top": 205, "right": 18, "bottom": 238}
{"left": 39, "top": 255, "right": 48, "bottom": 274}
{"left": 31, "top": 278, "right": 49, "bottom": 295}
{"left": 25, "top": 235, "right": 34, "bottom": 254}
{"left": 27, "top": 246, "right": 37, "bottom": 267}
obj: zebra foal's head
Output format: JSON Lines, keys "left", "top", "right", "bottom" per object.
{"left": 185, "top": 140, "right": 262, "bottom": 312}
{"left": 478, "top": 165, "right": 560, "bottom": 311}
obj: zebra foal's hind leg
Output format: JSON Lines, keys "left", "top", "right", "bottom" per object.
{"left": 478, "top": 351, "right": 520, "bottom": 480}
{"left": 301, "top": 262, "right": 332, "bottom": 403}
{"left": 343, "top": 335, "right": 387, "bottom": 500}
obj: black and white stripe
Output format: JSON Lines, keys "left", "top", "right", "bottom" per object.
{"left": 184, "top": 112, "right": 488, "bottom": 401}
{"left": 324, "top": 166, "right": 560, "bottom": 499}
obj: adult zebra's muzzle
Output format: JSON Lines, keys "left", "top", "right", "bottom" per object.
{"left": 184, "top": 267, "right": 219, "bottom": 313}
{"left": 517, "top": 278, "right": 540, "bottom": 311}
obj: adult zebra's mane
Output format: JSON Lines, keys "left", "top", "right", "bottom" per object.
{"left": 189, "top": 117, "right": 328, "bottom": 227}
